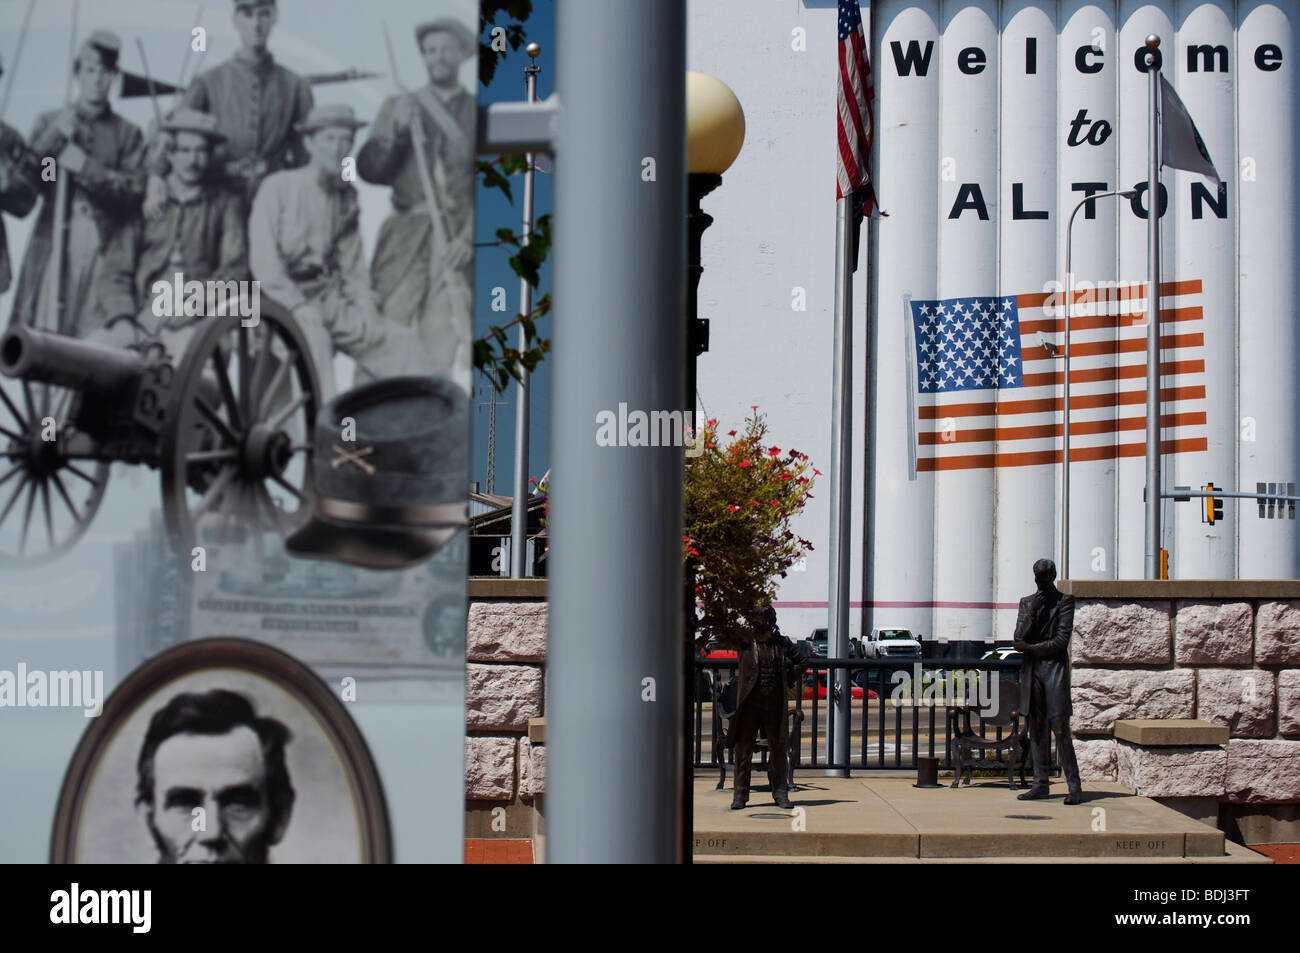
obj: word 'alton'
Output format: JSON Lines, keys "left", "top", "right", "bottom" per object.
{"left": 151, "top": 273, "right": 261, "bottom": 327}
{"left": 949, "top": 180, "right": 1227, "bottom": 223}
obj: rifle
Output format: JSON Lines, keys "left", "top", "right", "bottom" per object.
{"left": 44, "top": 0, "right": 79, "bottom": 336}
{"left": 0, "top": 0, "right": 36, "bottom": 124}
{"left": 134, "top": 38, "right": 165, "bottom": 132}
{"left": 304, "top": 69, "right": 382, "bottom": 87}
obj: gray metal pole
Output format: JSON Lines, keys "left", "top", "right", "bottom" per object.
{"left": 827, "top": 198, "right": 853, "bottom": 775}
{"left": 548, "top": 0, "right": 686, "bottom": 862}
{"left": 1144, "top": 36, "right": 1162, "bottom": 580}
{"left": 510, "top": 48, "right": 541, "bottom": 577}
{"left": 1063, "top": 214, "right": 1073, "bottom": 581}
{"left": 1062, "top": 189, "right": 1134, "bottom": 580}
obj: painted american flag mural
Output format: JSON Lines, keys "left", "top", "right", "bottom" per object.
{"left": 906, "top": 280, "right": 1209, "bottom": 472}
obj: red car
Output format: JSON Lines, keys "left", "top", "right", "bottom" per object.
{"left": 802, "top": 673, "right": 873, "bottom": 700}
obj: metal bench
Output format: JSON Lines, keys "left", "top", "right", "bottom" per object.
{"left": 712, "top": 665, "right": 806, "bottom": 793}
{"left": 948, "top": 672, "right": 1030, "bottom": 790}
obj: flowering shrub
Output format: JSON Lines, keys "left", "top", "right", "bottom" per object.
{"left": 684, "top": 408, "right": 816, "bottom": 648}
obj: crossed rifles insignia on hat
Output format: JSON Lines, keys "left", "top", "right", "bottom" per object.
{"left": 331, "top": 443, "right": 375, "bottom": 475}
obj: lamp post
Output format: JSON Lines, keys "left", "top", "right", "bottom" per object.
{"left": 1059, "top": 188, "right": 1136, "bottom": 580}
{"left": 509, "top": 42, "right": 542, "bottom": 577}
{"left": 682, "top": 70, "right": 744, "bottom": 863}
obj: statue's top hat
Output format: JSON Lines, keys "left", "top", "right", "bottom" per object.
{"left": 286, "top": 376, "right": 468, "bottom": 570}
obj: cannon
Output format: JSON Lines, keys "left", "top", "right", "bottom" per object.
{"left": 0, "top": 300, "right": 320, "bottom": 566}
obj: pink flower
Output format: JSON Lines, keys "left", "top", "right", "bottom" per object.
{"left": 707, "top": 418, "right": 717, "bottom": 426}
{"left": 782, "top": 473, "right": 792, "bottom": 481}
{"left": 813, "top": 468, "right": 822, "bottom": 476}
{"left": 750, "top": 405, "right": 759, "bottom": 410}
{"left": 738, "top": 460, "right": 750, "bottom": 468}
{"left": 727, "top": 430, "right": 737, "bottom": 437}
{"left": 769, "top": 446, "right": 781, "bottom": 456}
{"left": 727, "top": 504, "right": 741, "bottom": 512}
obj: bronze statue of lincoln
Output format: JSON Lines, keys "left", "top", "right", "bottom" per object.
{"left": 1011, "top": 558, "right": 1083, "bottom": 804}
{"left": 727, "top": 605, "right": 809, "bottom": 810}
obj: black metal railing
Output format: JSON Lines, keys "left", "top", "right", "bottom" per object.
{"left": 694, "top": 656, "right": 1059, "bottom": 774}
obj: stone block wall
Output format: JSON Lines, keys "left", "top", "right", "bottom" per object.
{"left": 1059, "top": 581, "right": 1300, "bottom": 806}
{"left": 464, "top": 580, "right": 547, "bottom": 811}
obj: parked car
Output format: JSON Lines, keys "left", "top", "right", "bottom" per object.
{"left": 801, "top": 669, "right": 874, "bottom": 700}
{"left": 805, "top": 627, "right": 864, "bottom": 658}
{"left": 862, "top": 626, "right": 923, "bottom": 659}
{"left": 696, "top": 642, "right": 739, "bottom": 701}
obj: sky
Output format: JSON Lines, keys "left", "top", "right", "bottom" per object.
{"left": 471, "top": 0, "right": 554, "bottom": 498}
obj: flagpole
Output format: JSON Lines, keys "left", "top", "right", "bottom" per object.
{"left": 510, "top": 44, "right": 541, "bottom": 576}
{"left": 826, "top": 196, "right": 854, "bottom": 775}
{"left": 1143, "top": 34, "right": 1162, "bottom": 580}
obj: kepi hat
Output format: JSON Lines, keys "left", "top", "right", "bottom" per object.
{"left": 286, "top": 376, "right": 469, "bottom": 570}
{"left": 295, "top": 103, "right": 367, "bottom": 135}
{"left": 414, "top": 18, "right": 476, "bottom": 60}
{"left": 163, "top": 108, "right": 226, "bottom": 143}
{"left": 79, "top": 30, "right": 121, "bottom": 69}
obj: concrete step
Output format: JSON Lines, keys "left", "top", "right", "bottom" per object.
{"left": 694, "top": 775, "right": 1259, "bottom": 862}
{"left": 695, "top": 839, "right": 1270, "bottom": 864}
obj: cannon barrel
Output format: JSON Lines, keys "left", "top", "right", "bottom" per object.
{"left": 0, "top": 325, "right": 147, "bottom": 395}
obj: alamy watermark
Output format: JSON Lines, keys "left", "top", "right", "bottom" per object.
{"left": 595, "top": 404, "right": 706, "bottom": 457}
{"left": 888, "top": 662, "right": 999, "bottom": 717}
{"left": 1041, "top": 276, "right": 1145, "bottom": 321}
{"left": 50, "top": 883, "right": 150, "bottom": 933}
{"left": 151, "top": 272, "right": 260, "bottom": 327}
{"left": 0, "top": 664, "right": 104, "bottom": 717}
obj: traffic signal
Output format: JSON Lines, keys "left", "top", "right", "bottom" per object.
{"left": 1203, "top": 483, "right": 1223, "bottom": 524}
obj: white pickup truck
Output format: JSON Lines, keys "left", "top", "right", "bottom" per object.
{"left": 861, "top": 626, "right": 923, "bottom": 659}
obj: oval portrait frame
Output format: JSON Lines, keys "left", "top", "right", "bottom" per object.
{"left": 49, "top": 637, "right": 391, "bottom": 864}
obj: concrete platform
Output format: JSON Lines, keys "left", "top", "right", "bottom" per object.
{"left": 694, "top": 773, "right": 1271, "bottom": 863}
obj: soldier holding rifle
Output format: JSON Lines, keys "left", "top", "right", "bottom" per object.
{"left": 178, "top": 0, "right": 313, "bottom": 201}
{"left": 9, "top": 31, "right": 146, "bottom": 338}
{"left": 95, "top": 110, "right": 248, "bottom": 359}
{"left": 357, "top": 19, "right": 476, "bottom": 385}
{"left": 0, "top": 53, "right": 41, "bottom": 299}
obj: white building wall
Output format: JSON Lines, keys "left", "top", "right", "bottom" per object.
{"left": 688, "top": 0, "right": 1298, "bottom": 646}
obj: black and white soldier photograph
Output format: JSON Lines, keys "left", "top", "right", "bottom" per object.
{"left": 0, "top": 0, "right": 479, "bottom": 565}
{"left": 0, "top": 0, "right": 490, "bottom": 868}
{"left": 50, "top": 638, "right": 391, "bottom": 863}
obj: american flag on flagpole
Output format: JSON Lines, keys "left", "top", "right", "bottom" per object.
{"left": 907, "top": 281, "right": 1209, "bottom": 472}
{"left": 836, "top": 0, "right": 879, "bottom": 214}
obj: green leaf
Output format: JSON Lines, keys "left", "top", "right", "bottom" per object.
{"left": 477, "top": 159, "right": 517, "bottom": 204}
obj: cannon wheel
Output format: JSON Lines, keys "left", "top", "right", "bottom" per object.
{"left": 160, "top": 304, "right": 319, "bottom": 556}
{"left": 0, "top": 381, "right": 110, "bottom": 566}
